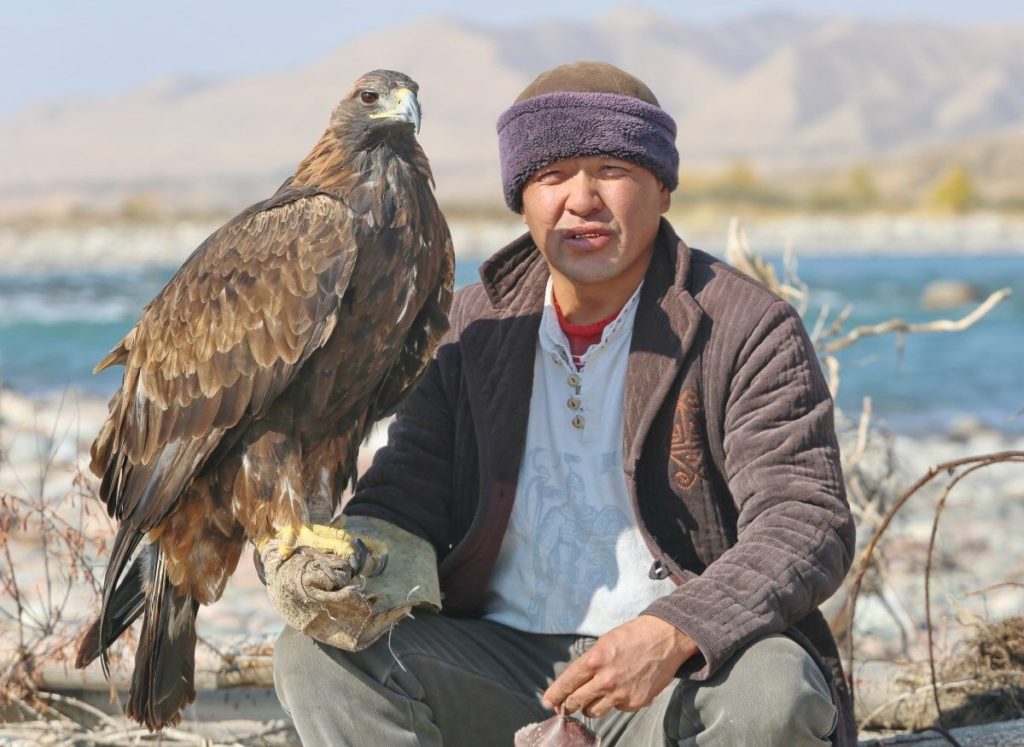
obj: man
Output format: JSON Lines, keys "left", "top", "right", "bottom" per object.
{"left": 273, "top": 61, "right": 856, "bottom": 746}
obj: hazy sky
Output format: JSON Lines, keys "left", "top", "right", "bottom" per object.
{"left": 3, "top": 1, "right": 1022, "bottom": 116}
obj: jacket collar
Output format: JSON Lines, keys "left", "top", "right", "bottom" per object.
{"left": 478, "top": 230, "right": 543, "bottom": 309}
{"left": 622, "top": 220, "right": 705, "bottom": 473}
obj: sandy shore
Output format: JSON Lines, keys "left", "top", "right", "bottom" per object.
{"left": 2, "top": 212, "right": 1024, "bottom": 272}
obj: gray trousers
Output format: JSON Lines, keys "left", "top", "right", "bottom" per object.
{"left": 274, "top": 611, "right": 837, "bottom": 746}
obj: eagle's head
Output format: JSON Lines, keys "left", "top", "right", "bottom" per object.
{"left": 330, "top": 70, "right": 422, "bottom": 146}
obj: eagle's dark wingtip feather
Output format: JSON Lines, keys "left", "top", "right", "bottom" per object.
{"left": 76, "top": 547, "right": 150, "bottom": 670}
{"left": 75, "top": 619, "right": 101, "bottom": 670}
{"left": 126, "top": 551, "right": 199, "bottom": 732}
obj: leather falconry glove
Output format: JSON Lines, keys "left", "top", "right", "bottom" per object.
{"left": 258, "top": 514, "right": 441, "bottom": 650}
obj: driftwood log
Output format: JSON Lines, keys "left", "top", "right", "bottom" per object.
{"left": 38, "top": 660, "right": 274, "bottom": 692}
{"left": 860, "top": 718, "right": 1024, "bottom": 746}
{"left": 0, "top": 659, "right": 294, "bottom": 745}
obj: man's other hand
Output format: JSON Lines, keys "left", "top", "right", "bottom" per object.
{"left": 541, "top": 615, "right": 699, "bottom": 718}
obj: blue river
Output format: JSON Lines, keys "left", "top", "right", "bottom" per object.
{"left": 0, "top": 253, "right": 1021, "bottom": 436}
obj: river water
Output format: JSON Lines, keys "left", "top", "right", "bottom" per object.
{"left": 1, "top": 253, "right": 1021, "bottom": 436}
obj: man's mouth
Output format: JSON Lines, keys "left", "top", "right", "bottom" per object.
{"left": 563, "top": 225, "right": 612, "bottom": 240}
{"left": 561, "top": 225, "right": 613, "bottom": 250}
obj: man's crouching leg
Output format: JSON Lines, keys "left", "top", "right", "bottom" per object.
{"left": 589, "top": 633, "right": 836, "bottom": 746}
{"left": 274, "top": 612, "right": 562, "bottom": 747}
{"left": 670, "top": 633, "right": 838, "bottom": 746}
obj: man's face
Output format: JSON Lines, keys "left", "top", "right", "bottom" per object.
{"left": 520, "top": 155, "right": 670, "bottom": 292}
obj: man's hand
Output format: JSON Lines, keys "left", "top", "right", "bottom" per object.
{"left": 542, "top": 615, "right": 699, "bottom": 718}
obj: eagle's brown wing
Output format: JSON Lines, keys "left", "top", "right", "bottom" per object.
{"left": 91, "top": 192, "right": 357, "bottom": 595}
{"left": 370, "top": 246, "right": 453, "bottom": 419}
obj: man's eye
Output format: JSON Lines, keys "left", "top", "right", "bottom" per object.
{"left": 360, "top": 91, "right": 379, "bottom": 104}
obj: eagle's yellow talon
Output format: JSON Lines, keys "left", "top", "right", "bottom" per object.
{"left": 272, "top": 521, "right": 388, "bottom": 575}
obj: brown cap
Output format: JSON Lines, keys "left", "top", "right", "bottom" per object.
{"left": 514, "top": 61, "right": 660, "bottom": 106}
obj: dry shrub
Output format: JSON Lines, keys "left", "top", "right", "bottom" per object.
{"left": 863, "top": 615, "right": 1024, "bottom": 731}
{"left": 0, "top": 461, "right": 121, "bottom": 718}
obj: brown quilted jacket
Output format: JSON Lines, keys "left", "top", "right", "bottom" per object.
{"left": 348, "top": 219, "right": 857, "bottom": 744}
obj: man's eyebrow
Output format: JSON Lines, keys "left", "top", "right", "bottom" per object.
{"left": 532, "top": 165, "right": 563, "bottom": 178}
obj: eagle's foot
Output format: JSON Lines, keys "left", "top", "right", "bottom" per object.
{"left": 277, "top": 522, "right": 388, "bottom": 578}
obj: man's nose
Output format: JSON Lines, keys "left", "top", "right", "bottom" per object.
{"left": 564, "top": 171, "right": 603, "bottom": 216}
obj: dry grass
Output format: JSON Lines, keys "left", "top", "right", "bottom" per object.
{"left": 861, "top": 615, "right": 1024, "bottom": 732}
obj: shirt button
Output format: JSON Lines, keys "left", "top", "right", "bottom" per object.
{"left": 571, "top": 414, "right": 585, "bottom": 429}
{"left": 567, "top": 373, "right": 582, "bottom": 389}
{"left": 567, "top": 397, "right": 581, "bottom": 411}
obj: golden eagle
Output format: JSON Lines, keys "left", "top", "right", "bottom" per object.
{"left": 75, "top": 70, "right": 454, "bottom": 730}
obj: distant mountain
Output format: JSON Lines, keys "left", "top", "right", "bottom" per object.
{"left": 2, "top": 10, "right": 1024, "bottom": 216}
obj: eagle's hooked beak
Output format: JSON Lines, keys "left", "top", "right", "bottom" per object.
{"left": 370, "top": 87, "right": 421, "bottom": 133}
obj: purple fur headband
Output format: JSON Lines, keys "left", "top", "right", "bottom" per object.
{"left": 497, "top": 91, "right": 679, "bottom": 212}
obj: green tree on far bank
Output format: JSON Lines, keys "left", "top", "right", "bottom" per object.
{"left": 925, "top": 165, "right": 977, "bottom": 213}
{"left": 846, "top": 166, "right": 879, "bottom": 208}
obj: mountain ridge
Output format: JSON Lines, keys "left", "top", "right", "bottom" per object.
{"left": 3, "top": 10, "right": 1023, "bottom": 215}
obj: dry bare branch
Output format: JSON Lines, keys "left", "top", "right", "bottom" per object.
{"left": 844, "top": 397, "right": 873, "bottom": 467}
{"left": 726, "top": 217, "right": 806, "bottom": 304}
{"left": 822, "top": 288, "right": 1012, "bottom": 353}
{"left": 824, "top": 354, "right": 841, "bottom": 399}
{"left": 922, "top": 460, "right": 1008, "bottom": 733}
{"left": 843, "top": 451, "right": 1024, "bottom": 690}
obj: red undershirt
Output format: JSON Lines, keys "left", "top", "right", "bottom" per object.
{"left": 552, "top": 294, "right": 623, "bottom": 369}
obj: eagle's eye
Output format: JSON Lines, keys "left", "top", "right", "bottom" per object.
{"left": 359, "top": 90, "right": 379, "bottom": 105}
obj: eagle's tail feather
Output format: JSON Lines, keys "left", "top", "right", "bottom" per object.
{"left": 75, "top": 546, "right": 149, "bottom": 669}
{"left": 126, "top": 548, "right": 199, "bottom": 731}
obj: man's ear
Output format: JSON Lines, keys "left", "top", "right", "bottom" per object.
{"left": 659, "top": 183, "right": 671, "bottom": 214}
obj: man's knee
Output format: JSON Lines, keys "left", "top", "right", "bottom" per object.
{"left": 273, "top": 625, "right": 371, "bottom": 714}
{"left": 680, "top": 634, "right": 837, "bottom": 744}
{"left": 274, "top": 626, "right": 320, "bottom": 714}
